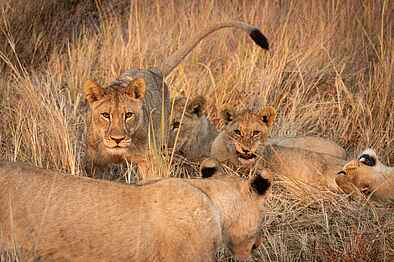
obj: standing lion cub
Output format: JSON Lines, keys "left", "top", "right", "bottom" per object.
{"left": 83, "top": 21, "right": 269, "bottom": 177}
{"left": 0, "top": 160, "right": 271, "bottom": 261}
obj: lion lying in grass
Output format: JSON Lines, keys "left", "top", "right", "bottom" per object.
{"left": 0, "top": 160, "right": 271, "bottom": 261}
{"left": 259, "top": 145, "right": 347, "bottom": 191}
{"left": 210, "top": 104, "right": 346, "bottom": 191}
{"left": 336, "top": 148, "right": 394, "bottom": 201}
{"left": 170, "top": 96, "right": 346, "bottom": 168}
{"left": 267, "top": 136, "right": 347, "bottom": 159}
{"left": 83, "top": 21, "right": 269, "bottom": 178}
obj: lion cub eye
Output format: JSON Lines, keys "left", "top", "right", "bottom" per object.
{"left": 234, "top": 129, "right": 241, "bottom": 136}
{"left": 253, "top": 130, "right": 261, "bottom": 136}
{"left": 125, "top": 112, "right": 135, "bottom": 120}
{"left": 172, "top": 121, "right": 180, "bottom": 130}
{"left": 101, "top": 112, "right": 111, "bottom": 120}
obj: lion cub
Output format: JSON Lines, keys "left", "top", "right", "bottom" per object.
{"left": 210, "top": 105, "right": 277, "bottom": 170}
{"left": 210, "top": 105, "right": 346, "bottom": 191}
{"left": 0, "top": 160, "right": 271, "bottom": 262}
{"left": 336, "top": 148, "right": 394, "bottom": 201}
{"left": 83, "top": 21, "right": 269, "bottom": 178}
{"left": 169, "top": 95, "right": 218, "bottom": 162}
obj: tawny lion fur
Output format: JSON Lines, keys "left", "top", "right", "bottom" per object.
{"left": 267, "top": 136, "right": 347, "bottom": 160}
{"left": 259, "top": 145, "right": 347, "bottom": 191}
{"left": 210, "top": 105, "right": 277, "bottom": 170}
{"left": 336, "top": 148, "right": 394, "bottom": 201}
{"left": 0, "top": 160, "right": 271, "bottom": 261}
{"left": 210, "top": 105, "right": 346, "bottom": 190}
{"left": 169, "top": 95, "right": 218, "bottom": 162}
{"left": 83, "top": 21, "right": 269, "bottom": 177}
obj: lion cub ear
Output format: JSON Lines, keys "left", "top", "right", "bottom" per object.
{"left": 84, "top": 80, "right": 104, "bottom": 104}
{"left": 259, "top": 106, "right": 276, "bottom": 127}
{"left": 249, "top": 170, "right": 272, "bottom": 196}
{"left": 126, "top": 78, "right": 146, "bottom": 100}
{"left": 187, "top": 96, "right": 206, "bottom": 117}
{"left": 220, "top": 106, "right": 236, "bottom": 125}
{"left": 200, "top": 158, "right": 222, "bottom": 178}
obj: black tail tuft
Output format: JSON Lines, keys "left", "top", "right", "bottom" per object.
{"left": 250, "top": 29, "right": 269, "bottom": 50}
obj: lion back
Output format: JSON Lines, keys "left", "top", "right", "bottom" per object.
{"left": 115, "top": 68, "right": 170, "bottom": 145}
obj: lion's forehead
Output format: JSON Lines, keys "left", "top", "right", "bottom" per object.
{"left": 93, "top": 91, "right": 141, "bottom": 113}
{"left": 235, "top": 114, "right": 266, "bottom": 132}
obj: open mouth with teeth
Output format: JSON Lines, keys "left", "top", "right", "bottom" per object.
{"left": 236, "top": 151, "right": 257, "bottom": 166}
{"left": 237, "top": 152, "right": 257, "bottom": 160}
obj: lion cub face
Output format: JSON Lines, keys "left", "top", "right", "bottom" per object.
{"left": 169, "top": 96, "right": 218, "bottom": 161}
{"left": 199, "top": 158, "right": 272, "bottom": 261}
{"left": 84, "top": 78, "right": 146, "bottom": 162}
{"left": 336, "top": 148, "right": 393, "bottom": 198}
{"left": 169, "top": 96, "right": 207, "bottom": 151}
{"left": 211, "top": 105, "right": 276, "bottom": 167}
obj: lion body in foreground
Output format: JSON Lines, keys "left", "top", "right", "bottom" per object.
{"left": 267, "top": 136, "right": 347, "bottom": 160}
{"left": 169, "top": 96, "right": 218, "bottom": 162}
{"left": 83, "top": 22, "right": 269, "bottom": 177}
{"left": 0, "top": 160, "right": 271, "bottom": 261}
{"left": 336, "top": 148, "right": 394, "bottom": 201}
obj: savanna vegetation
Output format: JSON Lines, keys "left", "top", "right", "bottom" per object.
{"left": 1, "top": 0, "right": 393, "bottom": 261}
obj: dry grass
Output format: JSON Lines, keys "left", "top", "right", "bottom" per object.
{"left": 0, "top": 0, "right": 393, "bottom": 261}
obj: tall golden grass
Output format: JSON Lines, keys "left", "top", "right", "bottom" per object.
{"left": 1, "top": 0, "right": 393, "bottom": 261}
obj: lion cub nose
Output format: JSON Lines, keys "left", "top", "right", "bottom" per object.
{"left": 110, "top": 135, "right": 126, "bottom": 144}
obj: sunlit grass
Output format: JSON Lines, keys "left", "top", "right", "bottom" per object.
{"left": 0, "top": 0, "right": 393, "bottom": 261}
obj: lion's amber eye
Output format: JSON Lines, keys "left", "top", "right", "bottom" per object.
{"left": 172, "top": 121, "right": 180, "bottom": 130}
{"left": 101, "top": 112, "right": 110, "bottom": 119}
{"left": 234, "top": 129, "right": 241, "bottom": 136}
{"left": 125, "top": 112, "right": 135, "bottom": 119}
{"left": 253, "top": 130, "right": 261, "bottom": 136}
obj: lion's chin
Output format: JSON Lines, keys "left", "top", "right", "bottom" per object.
{"left": 105, "top": 146, "right": 129, "bottom": 155}
{"left": 238, "top": 158, "right": 256, "bottom": 167}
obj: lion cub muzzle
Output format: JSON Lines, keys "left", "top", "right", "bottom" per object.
{"left": 234, "top": 143, "right": 258, "bottom": 165}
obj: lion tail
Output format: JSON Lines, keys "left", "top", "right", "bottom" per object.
{"left": 159, "top": 21, "right": 269, "bottom": 76}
